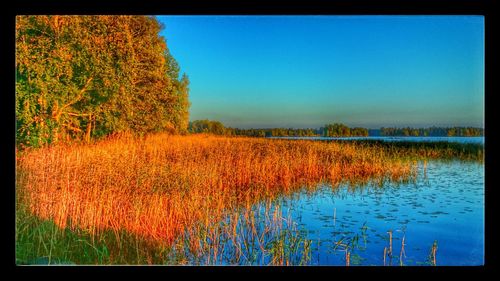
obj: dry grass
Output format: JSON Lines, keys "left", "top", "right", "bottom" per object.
{"left": 16, "top": 133, "right": 417, "bottom": 248}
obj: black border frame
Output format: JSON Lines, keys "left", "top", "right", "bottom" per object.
{"left": 3, "top": 0, "right": 496, "bottom": 277}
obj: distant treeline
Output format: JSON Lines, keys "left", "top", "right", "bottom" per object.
{"left": 189, "top": 120, "right": 483, "bottom": 138}
{"left": 189, "top": 120, "right": 320, "bottom": 137}
{"left": 380, "top": 127, "right": 484, "bottom": 137}
{"left": 226, "top": 128, "right": 321, "bottom": 137}
{"left": 322, "top": 123, "right": 369, "bottom": 137}
{"left": 189, "top": 120, "right": 368, "bottom": 137}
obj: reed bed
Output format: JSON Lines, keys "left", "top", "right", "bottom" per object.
{"left": 16, "top": 133, "right": 419, "bottom": 262}
{"left": 333, "top": 140, "right": 484, "bottom": 162}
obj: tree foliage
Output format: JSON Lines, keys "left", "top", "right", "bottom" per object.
{"left": 16, "top": 15, "right": 190, "bottom": 148}
{"left": 188, "top": 121, "right": 369, "bottom": 137}
{"left": 188, "top": 121, "right": 483, "bottom": 139}
{"left": 189, "top": 119, "right": 227, "bottom": 135}
{"left": 321, "top": 123, "right": 369, "bottom": 137}
{"left": 225, "top": 127, "right": 321, "bottom": 137}
{"left": 380, "top": 127, "right": 483, "bottom": 137}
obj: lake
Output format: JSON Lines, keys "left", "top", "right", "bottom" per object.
{"left": 227, "top": 159, "right": 484, "bottom": 266}
{"left": 268, "top": 136, "right": 484, "bottom": 144}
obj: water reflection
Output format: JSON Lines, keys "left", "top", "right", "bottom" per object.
{"left": 227, "top": 160, "right": 484, "bottom": 266}
{"left": 276, "top": 160, "right": 484, "bottom": 265}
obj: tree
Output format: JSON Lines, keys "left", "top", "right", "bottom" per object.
{"left": 189, "top": 120, "right": 226, "bottom": 135}
{"left": 379, "top": 126, "right": 483, "bottom": 137}
{"left": 16, "top": 16, "right": 190, "bottom": 148}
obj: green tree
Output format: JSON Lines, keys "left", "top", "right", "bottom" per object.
{"left": 16, "top": 16, "right": 190, "bottom": 148}
{"left": 189, "top": 120, "right": 226, "bottom": 135}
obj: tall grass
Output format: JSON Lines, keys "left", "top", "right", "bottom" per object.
{"left": 334, "top": 140, "right": 484, "bottom": 162}
{"left": 16, "top": 133, "right": 423, "bottom": 264}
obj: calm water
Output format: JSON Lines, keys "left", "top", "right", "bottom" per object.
{"left": 269, "top": 136, "right": 484, "bottom": 144}
{"left": 227, "top": 160, "right": 484, "bottom": 266}
{"left": 259, "top": 160, "right": 484, "bottom": 266}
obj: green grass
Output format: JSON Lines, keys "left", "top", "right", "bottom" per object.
{"left": 16, "top": 197, "right": 312, "bottom": 265}
{"left": 16, "top": 203, "right": 111, "bottom": 265}
{"left": 338, "top": 140, "right": 484, "bottom": 161}
{"left": 16, "top": 195, "right": 172, "bottom": 265}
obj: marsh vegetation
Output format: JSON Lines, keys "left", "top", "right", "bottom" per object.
{"left": 16, "top": 134, "right": 483, "bottom": 265}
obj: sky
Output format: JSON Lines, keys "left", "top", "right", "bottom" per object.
{"left": 157, "top": 16, "right": 484, "bottom": 129}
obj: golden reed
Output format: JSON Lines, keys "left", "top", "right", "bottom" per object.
{"left": 16, "top": 133, "right": 416, "bottom": 246}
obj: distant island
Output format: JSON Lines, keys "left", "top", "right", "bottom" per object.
{"left": 189, "top": 119, "right": 484, "bottom": 138}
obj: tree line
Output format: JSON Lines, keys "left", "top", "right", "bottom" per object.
{"left": 380, "top": 127, "right": 484, "bottom": 137}
{"left": 189, "top": 120, "right": 368, "bottom": 137}
{"left": 321, "top": 123, "right": 369, "bottom": 137}
{"left": 189, "top": 120, "right": 483, "bottom": 138}
{"left": 16, "top": 16, "right": 190, "bottom": 148}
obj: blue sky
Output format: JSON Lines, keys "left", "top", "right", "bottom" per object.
{"left": 157, "top": 16, "right": 484, "bottom": 129}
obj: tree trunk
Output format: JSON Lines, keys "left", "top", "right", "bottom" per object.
{"left": 85, "top": 114, "right": 92, "bottom": 143}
